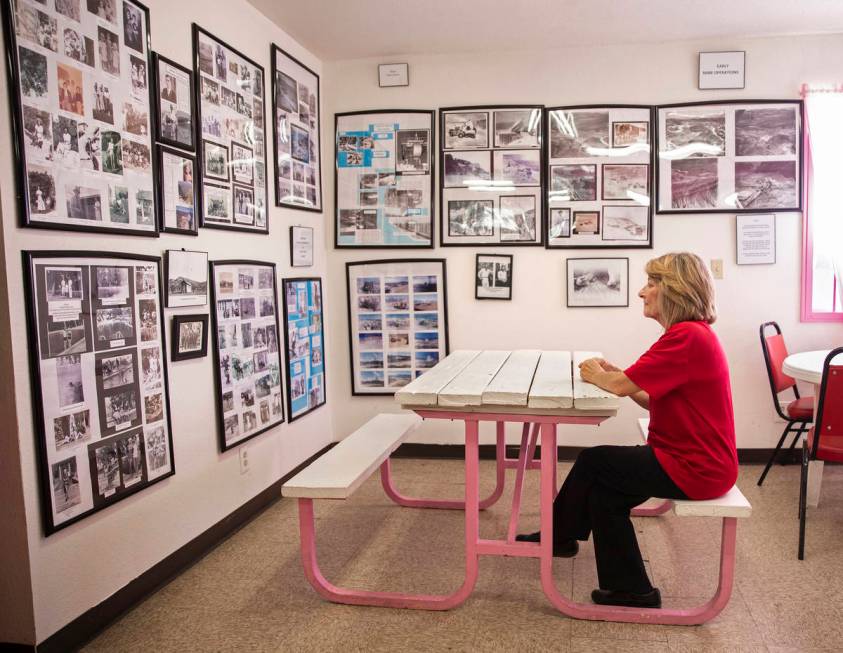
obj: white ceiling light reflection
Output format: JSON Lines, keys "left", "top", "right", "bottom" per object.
{"left": 658, "top": 143, "right": 723, "bottom": 159}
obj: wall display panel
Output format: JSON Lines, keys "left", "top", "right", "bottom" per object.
{"left": 152, "top": 52, "right": 195, "bottom": 152}
{"left": 271, "top": 44, "right": 321, "bottom": 212}
{"left": 23, "top": 251, "right": 174, "bottom": 534}
{"left": 346, "top": 259, "right": 448, "bottom": 395}
{"left": 440, "top": 105, "right": 544, "bottom": 247}
{"left": 157, "top": 145, "right": 197, "bottom": 234}
{"left": 210, "top": 260, "right": 284, "bottom": 450}
{"left": 192, "top": 24, "right": 268, "bottom": 233}
{"left": 655, "top": 100, "right": 803, "bottom": 214}
{"left": 335, "top": 110, "right": 434, "bottom": 248}
{"left": 546, "top": 105, "right": 653, "bottom": 249}
{"left": 2, "top": 0, "right": 158, "bottom": 235}
{"left": 281, "top": 278, "right": 325, "bottom": 421}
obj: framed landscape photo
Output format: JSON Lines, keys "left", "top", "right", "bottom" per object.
{"left": 546, "top": 105, "right": 653, "bottom": 249}
{"left": 193, "top": 24, "right": 268, "bottom": 233}
{"left": 22, "top": 251, "right": 175, "bottom": 534}
{"left": 475, "top": 254, "right": 512, "bottom": 300}
{"left": 290, "top": 225, "right": 314, "bottom": 267}
{"left": 440, "top": 105, "right": 544, "bottom": 246}
{"left": 157, "top": 146, "right": 197, "bottom": 234}
{"left": 566, "top": 257, "right": 629, "bottom": 308}
{"left": 272, "top": 44, "right": 322, "bottom": 212}
{"left": 282, "top": 278, "right": 325, "bottom": 421}
{"left": 3, "top": 0, "right": 159, "bottom": 235}
{"left": 346, "top": 259, "right": 448, "bottom": 395}
{"left": 165, "top": 249, "right": 207, "bottom": 308}
{"left": 335, "top": 110, "right": 434, "bottom": 248}
{"left": 655, "top": 100, "right": 803, "bottom": 214}
{"left": 152, "top": 53, "right": 195, "bottom": 151}
{"left": 210, "top": 260, "right": 284, "bottom": 451}
{"left": 171, "top": 314, "right": 208, "bottom": 361}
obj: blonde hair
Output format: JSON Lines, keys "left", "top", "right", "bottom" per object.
{"left": 645, "top": 252, "right": 717, "bottom": 328}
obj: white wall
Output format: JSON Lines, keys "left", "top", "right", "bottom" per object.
{"left": 0, "top": 0, "right": 331, "bottom": 642}
{"left": 323, "top": 34, "right": 843, "bottom": 449}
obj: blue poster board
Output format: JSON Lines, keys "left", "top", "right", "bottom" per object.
{"left": 282, "top": 278, "right": 325, "bottom": 421}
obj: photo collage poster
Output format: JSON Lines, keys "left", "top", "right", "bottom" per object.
{"left": 154, "top": 54, "right": 194, "bottom": 151}
{"left": 282, "top": 278, "right": 325, "bottom": 421}
{"left": 440, "top": 105, "right": 543, "bottom": 246}
{"left": 335, "top": 110, "right": 434, "bottom": 248}
{"left": 158, "top": 146, "right": 196, "bottom": 234}
{"left": 25, "top": 252, "right": 174, "bottom": 533}
{"left": 210, "top": 261, "right": 283, "bottom": 450}
{"left": 272, "top": 44, "right": 321, "bottom": 212}
{"left": 547, "top": 106, "right": 653, "bottom": 249}
{"left": 656, "top": 101, "right": 802, "bottom": 213}
{"left": 347, "top": 259, "right": 448, "bottom": 395}
{"left": 193, "top": 25, "right": 268, "bottom": 232}
{"left": 7, "top": 0, "right": 157, "bottom": 234}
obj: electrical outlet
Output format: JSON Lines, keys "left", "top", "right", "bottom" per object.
{"left": 239, "top": 446, "right": 249, "bottom": 475}
{"left": 710, "top": 259, "right": 724, "bottom": 279}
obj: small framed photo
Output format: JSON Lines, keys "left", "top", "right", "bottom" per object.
{"left": 202, "top": 140, "right": 229, "bottom": 182}
{"left": 290, "top": 226, "right": 314, "bottom": 267}
{"left": 476, "top": 254, "right": 513, "bottom": 300}
{"left": 157, "top": 146, "right": 198, "bottom": 235}
{"left": 566, "top": 258, "right": 629, "bottom": 308}
{"left": 378, "top": 62, "right": 409, "bottom": 87}
{"left": 171, "top": 314, "right": 209, "bottom": 361}
{"left": 153, "top": 53, "right": 196, "bottom": 152}
{"left": 550, "top": 208, "right": 571, "bottom": 238}
{"left": 165, "top": 250, "right": 208, "bottom": 308}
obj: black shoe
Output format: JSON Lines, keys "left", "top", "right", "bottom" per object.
{"left": 514, "top": 531, "right": 579, "bottom": 558}
{"left": 591, "top": 588, "right": 661, "bottom": 608}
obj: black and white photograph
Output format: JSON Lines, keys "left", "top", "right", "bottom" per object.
{"left": 56, "top": 354, "right": 84, "bottom": 407}
{"left": 735, "top": 108, "right": 797, "bottom": 156}
{"left": 602, "top": 205, "right": 649, "bottom": 241}
{"left": 98, "top": 351, "right": 135, "bottom": 390}
{"left": 494, "top": 109, "right": 540, "bottom": 148}
{"left": 476, "top": 254, "right": 513, "bottom": 300}
{"left": 567, "top": 258, "right": 629, "bottom": 308}
{"left": 27, "top": 166, "right": 56, "bottom": 216}
{"left": 443, "top": 151, "right": 491, "bottom": 187}
{"left": 573, "top": 211, "right": 600, "bottom": 235}
{"left": 443, "top": 111, "right": 488, "bottom": 149}
{"left": 158, "top": 147, "right": 197, "bottom": 234}
{"left": 95, "top": 307, "right": 134, "bottom": 345}
{"left": 97, "top": 26, "right": 120, "bottom": 76}
{"left": 203, "top": 140, "right": 229, "bottom": 182}
{"left": 550, "top": 208, "right": 571, "bottom": 238}
{"left": 203, "top": 184, "right": 230, "bottom": 223}
{"left": 275, "top": 70, "right": 298, "bottom": 113}
{"left": 613, "top": 121, "right": 649, "bottom": 147}
{"left": 395, "top": 129, "right": 430, "bottom": 174}
{"left": 141, "top": 347, "right": 163, "bottom": 388}
{"left": 499, "top": 196, "right": 536, "bottom": 241}
{"left": 166, "top": 249, "right": 208, "bottom": 308}
{"left": 87, "top": 0, "right": 116, "bottom": 23}
{"left": 602, "top": 163, "right": 650, "bottom": 201}
{"left": 103, "top": 387, "right": 140, "bottom": 433}
{"left": 231, "top": 142, "right": 254, "bottom": 184}
{"left": 51, "top": 457, "right": 81, "bottom": 513}
{"left": 122, "top": 1, "right": 143, "bottom": 53}
{"left": 549, "top": 110, "right": 609, "bottom": 158}
{"left": 95, "top": 266, "right": 129, "bottom": 304}
{"left": 734, "top": 161, "right": 798, "bottom": 209}
{"left": 664, "top": 110, "right": 726, "bottom": 157}
{"left": 18, "top": 47, "right": 49, "bottom": 100}
{"left": 493, "top": 150, "right": 541, "bottom": 185}
{"left": 671, "top": 158, "right": 718, "bottom": 209}
{"left": 46, "top": 268, "right": 84, "bottom": 302}
{"left": 233, "top": 185, "right": 254, "bottom": 224}
{"left": 447, "top": 200, "right": 494, "bottom": 237}
{"left": 551, "top": 164, "right": 597, "bottom": 201}
{"left": 93, "top": 441, "right": 121, "bottom": 497}
{"left": 139, "top": 298, "right": 158, "bottom": 341}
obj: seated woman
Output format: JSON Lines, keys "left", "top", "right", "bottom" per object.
{"left": 517, "top": 252, "right": 738, "bottom": 609}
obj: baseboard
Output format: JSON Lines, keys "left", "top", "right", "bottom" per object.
{"left": 0, "top": 643, "right": 36, "bottom": 652}
{"left": 35, "top": 444, "right": 333, "bottom": 653}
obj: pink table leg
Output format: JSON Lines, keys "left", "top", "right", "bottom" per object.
{"left": 506, "top": 423, "right": 539, "bottom": 542}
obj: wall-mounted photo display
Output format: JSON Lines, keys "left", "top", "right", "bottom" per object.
{"left": 566, "top": 257, "right": 629, "bottom": 308}
{"left": 290, "top": 225, "right": 314, "bottom": 267}
{"left": 210, "top": 260, "right": 284, "bottom": 450}
{"left": 3, "top": 0, "right": 158, "bottom": 236}
{"left": 335, "top": 110, "right": 434, "bottom": 248}
{"left": 346, "top": 259, "right": 448, "bottom": 395}
{"left": 23, "top": 251, "right": 174, "bottom": 534}
{"left": 271, "top": 44, "right": 321, "bottom": 212}
{"left": 152, "top": 53, "right": 195, "bottom": 151}
{"left": 546, "top": 105, "right": 653, "bottom": 249}
{"left": 655, "top": 100, "right": 803, "bottom": 214}
{"left": 157, "top": 146, "right": 197, "bottom": 234}
{"left": 440, "top": 105, "right": 544, "bottom": 246}
{"left": 475, "top": 253, "right": 512, "bottom": 300}
{"left": 192, "top": 24, "right": 267, "bottom": 233}
{"left": 281, "top": 278, "right": 325, "bottom": 421}
{"left": 165, "top": 249, "right": 207, "bottom": 308}
{"left": 171, "top": 313, "right": 208, "bottom": 361}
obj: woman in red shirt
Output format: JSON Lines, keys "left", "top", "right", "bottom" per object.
{"left": 517, "top": 252, "right": 738, "bottom": 608}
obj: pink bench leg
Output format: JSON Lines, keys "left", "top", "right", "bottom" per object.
{"left": 632, "top": 500, "right": 673, "bottom": 517}
{"left": 537, "top": 422, "right": 739, "bottom": 625}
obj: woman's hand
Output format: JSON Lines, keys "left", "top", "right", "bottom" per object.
{"left": 578, "top": 358, "right": 604, "bottom": 383}
{"left": 594, "top": 358, "right": 622, "bottom": 373}
{"left": 578, "top": 357, "right": 643, "bottom": 398}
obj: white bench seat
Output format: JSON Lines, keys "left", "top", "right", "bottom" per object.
{"left": 282, "top": 413, "right": 422, "bottom": 499}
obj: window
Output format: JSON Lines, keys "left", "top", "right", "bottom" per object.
{"left": 801, "top": 84, "right": 843, "bottom": 321}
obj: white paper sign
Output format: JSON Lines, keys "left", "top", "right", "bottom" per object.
{"left": 291, "top": 226, "right": 314, "bottom": 267}
{"left": 699, "top": 51, "right": 745, "bottom": 89}
{"left": 737, "top": 214, "right": 776, "bottom": 265}
{"left": 378, "top": 63, "right": 409, "bottom": 87}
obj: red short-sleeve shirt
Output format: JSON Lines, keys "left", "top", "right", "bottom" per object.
{"left": 624, "top": 321, "right": 738, "bottom": 500}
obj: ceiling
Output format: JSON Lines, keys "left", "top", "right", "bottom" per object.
{"left": 248, "top": 0, "right": 843, "bottom": 61}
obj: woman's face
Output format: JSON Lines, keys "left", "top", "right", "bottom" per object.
{"left": 638, "top": 277, "right": 661, "bottom": 322}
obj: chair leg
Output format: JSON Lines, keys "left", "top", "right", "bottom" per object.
{"left": 798, "top": 437, "right": 809, "bottom": 560}
{"left": 758, "top": 423, "right": 794, "bottom": 486}
{"left": 784, "top": 422, "right": 808, "bottom": 459}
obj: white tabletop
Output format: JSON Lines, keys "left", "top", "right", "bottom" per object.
{"left": 783, "top": 349, "right": 843, "bottom": 385}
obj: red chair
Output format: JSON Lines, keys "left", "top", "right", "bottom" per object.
{"left": 757, "top": 322, "right": 814, "bottom": 486}
{"left": 798, "top": 346, "right": 843, "bottom": 560}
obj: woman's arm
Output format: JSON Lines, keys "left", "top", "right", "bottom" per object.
{"left": 629, "top": 390, "right": 650, "bottom": 410}
{"left": 579, "top": 358, "right": 643, "bottom": 398}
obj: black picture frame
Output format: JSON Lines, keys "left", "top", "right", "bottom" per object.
{"left": 281, "top": 277, "right": 326, "bottom": 422}
{"left": 156, "top": 145, "right": 198, "bottom": 235}
{"left": 192, "top": 24, "right": 269, "bottom": 234}
{"left": 346, "top": 258, "right": 449, "bottom": 396}
{"left": 1, "top": 0, "right": 160, "bottom": 236}
{"left": 566, "top": 257, "right": 630, "bottom": 308}
{"left": 22, "top": 250, "right": 175, "bottom": 535}
{"left": 475, "top": 253, "right": 513, "bottom": 300}
{"left": 165, "top": 249, "right": 208, "bottom": 308}
{"left": 209, "top": 259, "right": 285, "bottom": 451}
{"left": 289, "top": 225, "right": 314, "bottom": 267}
{"left": 171, "top": 314, "right": 209, "bottom": 361}
{"left": 152, "top": 52, "right": 196, "bottom": 152}
{"left": 335, "top": 109, "right": 435, "bottom": 249}
{"left": 655, "top": 99, "right": 804, "bottom": 214}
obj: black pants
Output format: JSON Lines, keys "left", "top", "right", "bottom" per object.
{"left": 552, "top": 445, "right": 688, "bottom": 594}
